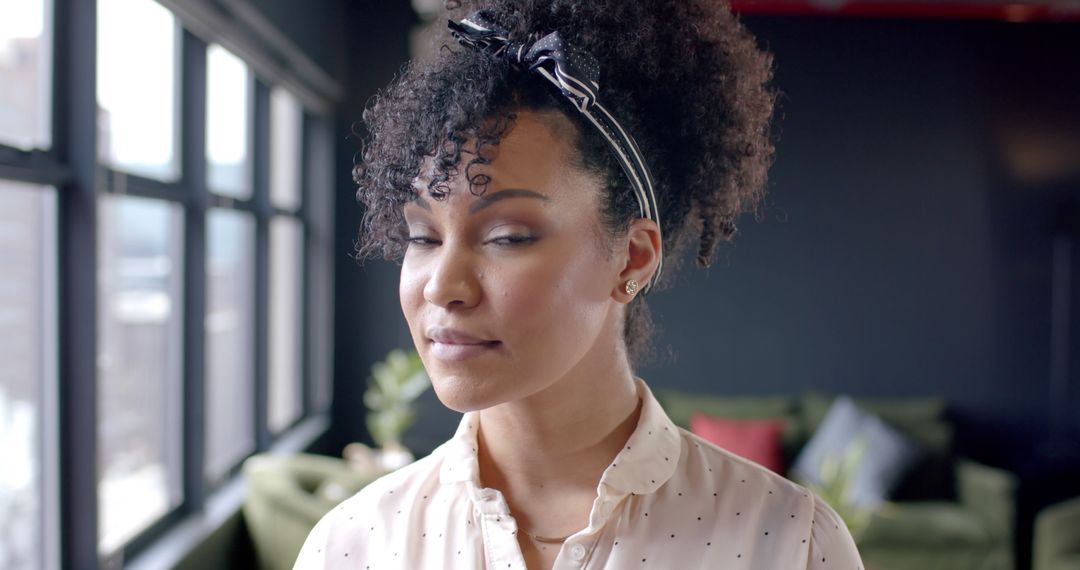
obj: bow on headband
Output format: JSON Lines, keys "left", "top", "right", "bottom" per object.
{"left": 448, "top": 11, "right": 664, "bottom": 295}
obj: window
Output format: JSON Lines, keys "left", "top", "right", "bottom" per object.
{"left": 205, "top": 209, "right": 256, "bottom": 481}
{"left": 305, "top": 118, "right": 335, "bottom": 414}
{"left": 0, "top": 2, "right": 60, "bottom": 568}
{"left": 3, "top": 0, "right": 338, "bottom": 565}
{"left": 96, "top": 0, "right": 179, "bottom": 181}
{"left": 0, "top": 0, "right": 51, "bottom": 150}
{"left": 269, "top": 87, "right": 303, "bottom": 211}
{"left": 96, "top": 195, "right": 184, "bottom": 555}
{"left": 268, "top": 216, "right": 304, "bottom": 433}
{"left": 0, "top": 181, "right": 58, "bottom": 570}
{"left": 268, "top": 85, "right": 306, "bottom": 433}
{"left": 204, "top": 45, "right": 258, "bottom": 476}
{"left": 206, "top": 44, "right": 252, "bottom": 199}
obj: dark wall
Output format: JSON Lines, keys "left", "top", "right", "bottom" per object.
{"left": 328, "top": 11, "right": 1080, "bottom": 475}
{"left": 327, "top": 0, "right": 420, "bottom": 456}
{"left": 635, "top": 16, "right": 1080, "bottom": 470}
{"left": 246, "top": 0, "right": 341, "bottom": 76}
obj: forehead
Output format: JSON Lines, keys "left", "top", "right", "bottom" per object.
{"left": 410, "top": 109, "right": 596, "bottom": 207}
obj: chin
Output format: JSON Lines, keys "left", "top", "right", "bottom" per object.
{"left": 417, "top": 346, "right": 506, "bottom": 412}
{"left": 429, "top": 375, "right": 503, "bottom": 413}
{"left": 427, "top": 367, "right": 540, "bottom": 413}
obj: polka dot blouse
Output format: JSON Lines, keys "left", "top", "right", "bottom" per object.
{"left": 295, "top": 378, "right": 864, "bottom": 569}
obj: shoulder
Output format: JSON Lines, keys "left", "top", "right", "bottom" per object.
{"left": 677, "top": 428, "right": 863, "bottom": 567}
{"left": 806, "top": 493, "right": 864, "bottom": 568}
{"left": 293, "top": 450, "right": 447, "bottom": 567}
{"left": 678, "top": 427, "right": 808, "bottom": 502}
{"left": 332, "top": 448, "right": 448, "bottom": 523}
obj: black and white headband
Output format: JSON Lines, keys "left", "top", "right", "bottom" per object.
{"left": 448, "top": 11, "right": 664, "bottom": 295}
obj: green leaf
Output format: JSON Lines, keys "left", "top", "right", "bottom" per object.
{"left": 363, "top": 349, "right": 431, "bottom": 447}
{"left": 363, "top": 389, "right": 386, "bottom": 411}
{"left": 387, "top": 350, "right": 410, "bottom": 375}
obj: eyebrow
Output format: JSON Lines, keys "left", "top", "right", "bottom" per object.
{"left": 408, "top": 188, "right": 551, "bottom": 214}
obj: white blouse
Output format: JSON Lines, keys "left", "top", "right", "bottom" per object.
{"left": 295, "top": 378, "right": 864, "bottom": 569}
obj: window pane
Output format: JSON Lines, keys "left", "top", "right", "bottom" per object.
{"left": 97, "top": 195, "right": 184, "bottom": 554}
{"left": 268, "top": 216, "right": 303, "bottom": 432}
{"left": 269, "top": 88, "right": 302, "bottom": 211}
{"left": 206, "top": 45, "right": 252, "bottom": 198}
{"left": 205, "top": 209, "right": 255, "bottom": 480}
{"left": 0, "top": 181, "right": 57, "bottom": 570}
{"left": 0, "top": 0, "right": 51, "bottom": 150}
{"left": 97, "top": 0, "right": 178, "bottom": 180}
{"left": 305, "top": 119, "right": 334, "bottom": 414}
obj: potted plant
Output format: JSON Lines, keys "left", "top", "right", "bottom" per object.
{"left": 361, "top": 349, "right": 430, "bottom": 471}
{"left": 805, "top": 437, "right": 875, "bottom": 539}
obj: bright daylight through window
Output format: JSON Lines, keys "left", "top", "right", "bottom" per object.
{"left": 0, "top": 0, "right": 50, "bottom": 151}
{"left": 269, "top": 87, "right": 303, "bottom": 210}
{"left": 0, "top": 0, "right": 330, "bottom": 562}
{"left": 268, "top": 216, "right": 304, "bottom": 433}
{"left": 96, "top": 0, "right": 178, "bottom": 181}
{"left": 96, "top": 195, "right": 184, "bottom": 555}
{"left": 206, "top": 44, "right": 253, "bottom": 199}
{"left": 0, "top": 181, "right": 57, "bottom": 570}
{"left": 205, "top": 209, "right": 256, "bottom": 480}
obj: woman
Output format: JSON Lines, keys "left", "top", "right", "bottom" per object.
{"left": 297, "top": 0, "right": 863, "bottom": 568}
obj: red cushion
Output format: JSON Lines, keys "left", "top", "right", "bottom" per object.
{"left": 689, "top": 412, "right": 785, "bottom": 473}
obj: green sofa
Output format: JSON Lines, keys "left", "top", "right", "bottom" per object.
{"left": 1033, "top": 495, "right": 1080, "bottom": 570}
{"left": 241, "top": 453, "right": 380, "bottom": 570}
{"left": 656, "top": 390, "right": 1018, "bottom": 570}
{"left": 167, "top": 453, "right": 378, "bottom": 570}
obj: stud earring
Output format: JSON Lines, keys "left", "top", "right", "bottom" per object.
{"left": 624, "top": 279, "right": 640, "bottom": 296}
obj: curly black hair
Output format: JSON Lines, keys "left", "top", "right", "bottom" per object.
{"left": 352, "top": 0, "right": 777, "bottom": 367}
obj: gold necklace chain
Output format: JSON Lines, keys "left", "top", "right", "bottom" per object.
{"left": 519, "top": 527, "right": 572, "bottom": 544}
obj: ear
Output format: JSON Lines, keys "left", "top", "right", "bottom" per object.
{"left": 612, "top": 217, "right": 662, "bottom": 303}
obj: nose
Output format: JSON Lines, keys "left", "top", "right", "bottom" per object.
{"left": 422, "top": 241, "right": 482, "bottom": 309}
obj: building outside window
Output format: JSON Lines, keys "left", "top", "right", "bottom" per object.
{"left": 0, "top": 0, "right": 337, "bottom": 566}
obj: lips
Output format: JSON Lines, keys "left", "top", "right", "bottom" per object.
{"left": 426, "top": 326, "right": 497, "bottom": 345}
{"left": 426, "top": 326, "right": 501, "bottom": 361}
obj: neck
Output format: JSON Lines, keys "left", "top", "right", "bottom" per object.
{"left": 475, "top": 348, "right": 642, "bottom": 497}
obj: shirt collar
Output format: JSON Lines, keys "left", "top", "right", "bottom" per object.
{"left": 438, "top": 377, "right": 682, "bottom": 497}
{"left": 598, "top": 377, "right": 681, "bottom": 496}
{"left": 439, "top": 411, "right": 482, "bottom": 486}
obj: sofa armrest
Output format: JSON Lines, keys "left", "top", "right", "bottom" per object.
{"left": 242, "top": 454, "right": 381, "bottom": 570}
{"left": 1034, "top": 495, "right": 1080, "bottom": 570}
{"left": 858, "top": 501, "right": 996, "bottom": 547}
{"left": 956, "top": 459, "right": 1017, "bottom": 542}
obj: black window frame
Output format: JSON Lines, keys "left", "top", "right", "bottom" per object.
{"left": 0, "top": 0, "right": 339, "bottom": 567}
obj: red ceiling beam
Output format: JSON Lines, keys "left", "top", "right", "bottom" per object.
{"left": 728, "top": 2, "right": 1080, "bottom": 22}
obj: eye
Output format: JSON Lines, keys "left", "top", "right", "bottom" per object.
{"left": 488, "top": 234, "right": 536, "bottom": 247}
{"left": 405, "top": 235, "right": 440, "bottom": 248}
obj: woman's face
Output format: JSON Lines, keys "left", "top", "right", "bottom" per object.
{"left": 400, "top": 109, "right": 626, "bottom": 413}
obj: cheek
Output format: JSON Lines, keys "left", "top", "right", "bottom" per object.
{"left": 487, "top": 263, "right": 551, "bottom": 329}
{"left": 399, "top": 258, "right": 425, "bottom": 327}
{"left": 493, "top": 242, "right": 613, "bottom": 344}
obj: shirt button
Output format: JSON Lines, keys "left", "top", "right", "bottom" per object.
{"left": 569, "top": 543, "right": 587, "bottom": 561}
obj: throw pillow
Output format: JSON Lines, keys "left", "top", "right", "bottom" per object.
{"left": 690, "top": 412, "right": 785, "bottom": 473}
{"left": 791, "top": 395, "right": 923, "bottom": 507}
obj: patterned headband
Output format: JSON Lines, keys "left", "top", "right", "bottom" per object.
{"left": 448, "top": 10, "right": 664, "bottom": 295}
